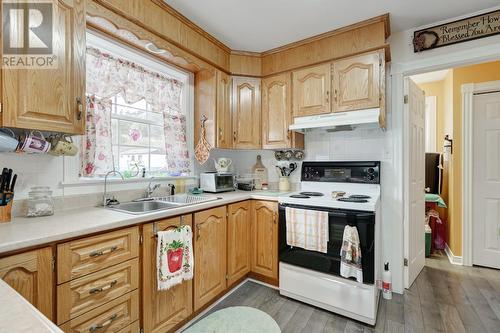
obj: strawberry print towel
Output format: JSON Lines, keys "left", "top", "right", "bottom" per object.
{"left": 157, "top": 225, "right": 194, "bottom": 291}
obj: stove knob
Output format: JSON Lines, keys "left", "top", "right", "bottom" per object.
{"left": 367, "top": 167, "right": 375, "bottom": 174}
{"left": 367, "top": 174, "right": 375, "bottom": 181}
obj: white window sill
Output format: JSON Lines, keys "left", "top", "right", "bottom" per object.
{"left": 61, "top": 175, "right": 198, "bottom": 188}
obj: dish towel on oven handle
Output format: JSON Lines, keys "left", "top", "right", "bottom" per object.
{"left": 340, "top": 225, "right": 363, "bottom": 283}
{"left": 157, "top": 225, "right": 194, "bottom": 291}
{"left": 285, "top": 207, "right": 329, "bottom": 253}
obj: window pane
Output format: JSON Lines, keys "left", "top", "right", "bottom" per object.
{"left": 117, "top": 146, "right": 149, "bottom": 172}
{"left": 150, "top": 149, "right": 168, "bottom": 173}
{"left": 150, "top": 125, "right": 165, "bottom": 149}
{"left": 114, "top": 104, "right": 147, "bottom": 120}
{"left": 118, "top": 120, "right": 149, "bottom": 147}
{"left": 148, "top": 111, "right": 164, "bottom": 123}
{"left": 111, "top": 119, "right": 118, "bottom": 145}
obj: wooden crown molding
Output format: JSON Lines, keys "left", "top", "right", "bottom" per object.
{"left": 230, "top": 50, "right": 263, "bottom": 57}
{"left": 150, "top": 0, "right": 231, "bottom": 53}
{"left": 262, "top": 13, "right": 391, "bottom": 56}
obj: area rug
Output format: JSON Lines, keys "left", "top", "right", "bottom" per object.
{"left": 183, "top": 306, "right": 281, "bottom": 333}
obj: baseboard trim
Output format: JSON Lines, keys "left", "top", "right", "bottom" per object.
{"left": 445, "top": 243, "right": 463, "bottom": 265}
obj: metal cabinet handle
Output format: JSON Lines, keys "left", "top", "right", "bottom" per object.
{"left": 334, "top": 89, "right": 338, "bottom": 102}
{"left": 273, "top": 213, "right": 277, "bottom": 224}
{"left": 219, "top": 127, "right": 223, "bottom": 140}
{"left": 326, "top": 90, "right": 330, "bottom": 104}
{"left": 89, "top": 246, "right": 118, "bottom": 258}
{"left": 89, "top": 280, "right": 117, "bottom": 295}
{"left": 89, "top": 313, "right": 118, "bottom": 332}
{"left": 196, "top": 223, "right": 201, "bottom": 240}
{"left": 233, "top": 131, "right": 237, "bottom": 142}
{"left": 76, "top": 97, "right": 83, "bottom": 121}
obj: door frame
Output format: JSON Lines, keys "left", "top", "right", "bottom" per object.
{"left": 461, "top": 80, "right": 500, "bottom": 266}
{"left": 392, "top": 40, "right": 500, "bottom": 289}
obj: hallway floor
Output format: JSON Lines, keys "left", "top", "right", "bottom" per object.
{"left": 188, "top": 253, "right": 500, "bottom": 332}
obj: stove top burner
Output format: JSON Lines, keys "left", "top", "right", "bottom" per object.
{"left": 337, "top": 197, "right": 369, "bottom": 203}
{"left": 289, "top": 194, "right": 311, "bottom": 199}
{"left": 349, "top": 194, "right": 371, "bottom": 199}
{"left": 299, "top": 192, "right": 325, "bottom": 197}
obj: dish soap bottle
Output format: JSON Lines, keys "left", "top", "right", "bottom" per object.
{"left": 252, "top": 155, "right": 268, "bottom": 190}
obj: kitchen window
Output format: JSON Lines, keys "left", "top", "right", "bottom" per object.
{"left": 78, "top": 33, "right": 193, "bottom": 180}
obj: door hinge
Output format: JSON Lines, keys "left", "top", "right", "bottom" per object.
{"left": 404, "top": 258, "right": 408, "bottom": 267}
{"left": 225, "top": 274, "right": 229, "bottom": 280}
{"left": 140, "top": 329, "right": 144, "bottom": 333}
{"left": 404, "top": 95, "right": 409, "bottom": 104}
{"left": 139, "top": 235, "right": 143, "bottom": 244}
{"left": 51, "top": 256, "right": 56, "bottom": 271}
{"left": 0, "top": 102, "right": 2, "bottom": 113}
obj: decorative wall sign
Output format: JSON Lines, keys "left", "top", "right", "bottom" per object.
{"left": 413, "top": 9, "right": 500, "bottom": 52}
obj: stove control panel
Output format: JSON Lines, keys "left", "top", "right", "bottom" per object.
{"left": 301, "top": 161, "right": 380, "bottom": 184}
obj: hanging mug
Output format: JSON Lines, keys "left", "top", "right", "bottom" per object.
{"left": 48, "top": 134, "right": 78, "bottom": 156}
{"left": 0, "top": 128, "right": 19, "bottom": 152}
{"left": 19, "top": 130, "right": 51, "bottom": 154}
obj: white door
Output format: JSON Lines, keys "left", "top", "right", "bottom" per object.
{"left": 404, "top": 78, "right": 426, "bottom": 288}
{"left": 473, "top": 91, "right": 500, "bottom": 269}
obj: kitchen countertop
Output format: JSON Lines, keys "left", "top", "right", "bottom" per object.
{"left": 0, "top": 190, "right": 287, "bottom": 255}
{"left": 0, "top": 279, "right": 63, "bottom": 333}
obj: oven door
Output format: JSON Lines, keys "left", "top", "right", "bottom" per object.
{"left": 278, "top": 203, "right": 375, "bottom": 284}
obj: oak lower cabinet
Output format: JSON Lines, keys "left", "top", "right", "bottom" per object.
{"left": 0, "top": 247, "right": 54, "bottom": 320}
{"left": 226, "top": 201, "right": 251, "bottom": 286}
{"left": 194, "top": 206, "right": 227, "bottom": 311}
{"left": 142, "top": 215, "right": 193, "bottom": 333}
{"left": 251, "top": 201, "right": 279, "bottom": 281}
{"left": 292, "top": 63, "right": 331, "bottom": 117}
{"left": 262, "top": 73, "right": 304, "bottom": 149}
{"left": 232, "top": 77, "right": 261, "bottom": 149}
{"left": 0, "top": 0, "right": 86, "bottom": 134}
{"left": 332, "top": 50, "right": 382, "bottom": 113}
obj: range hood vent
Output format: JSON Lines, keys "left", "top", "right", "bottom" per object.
{"left": 289, "top": 108, "right": 380, "bottom": 132}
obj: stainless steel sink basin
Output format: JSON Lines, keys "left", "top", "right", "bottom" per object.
{"left": 107, "top": 200, "right": 181, "bottom": 214}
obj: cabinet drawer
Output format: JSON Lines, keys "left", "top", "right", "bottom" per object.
{"left": 116, "top": 321, "right": 139, "bottom": 333}
{"left": 59, "top": 290, "right": 139, "bottom": 333}
{"left": 57, "top": 259, "right": 139, "bottom": 324}
{"left": 57, "top": 227, "right": 139, "bottom": 284}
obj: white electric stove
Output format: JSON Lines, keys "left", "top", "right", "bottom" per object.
{"left": 278, "top": 161, "right": 382, "bottom": 325}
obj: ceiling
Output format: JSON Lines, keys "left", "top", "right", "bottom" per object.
{"left": 411, "top": 70, "right": 450, "bottom": 84}
{"left": 164, "top": 0, "right": 499, "bottom": 52}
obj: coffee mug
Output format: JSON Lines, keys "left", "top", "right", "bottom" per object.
{"left": 48, "top": 134, "right": 78, "bottom": 156}
{"left": 0, "top": 129, "right": 19, "bottom": 152}
{"left": 19, "top": 131, "right": 51, "bottom": 154}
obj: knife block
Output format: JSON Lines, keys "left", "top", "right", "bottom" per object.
{"left": 0, "top": 192, "right": 13, "bottom": 223}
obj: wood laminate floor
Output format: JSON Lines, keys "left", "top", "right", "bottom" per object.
{"left": 186, "top": 253, "right": 500, "bottom": 332}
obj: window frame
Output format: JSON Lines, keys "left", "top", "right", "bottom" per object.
{"left": 63, "top": 31, "right": 195, "bottom": 185}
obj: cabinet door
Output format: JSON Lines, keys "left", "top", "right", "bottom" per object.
{"left": 262, "top": 73, "right": 304, "bottom": 149}
{"left": 194, "top": 206, "right": 227, "bottom": 311}
{"left": 142, "top": 215, "right": 193, "bottom": 333}
{"left": 227, "top": 201, "right": 251, "bottom": 286}
{"left": 332, "top": 51, "right": 381, "bottom": 112}
{"left": 292, "top": 63, "right": 331, "bottom": 117}
{"left": 216, "top": 71, "right": 232, "bottom": 149}
{"left": 232, "top": 77, "right": 261, "bottom": 149}
{"left": 251, "top": 201, "right": 278, "bottom": 281}
{"left": 0, "top": 247, "right": 54, "bottom": 320}
{"left": 1, "top": 0, "right": 86, "bottom": 134}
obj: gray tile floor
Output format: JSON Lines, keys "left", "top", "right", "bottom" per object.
{"left": 188, "top": 253, "right": 500, "bottom": 332}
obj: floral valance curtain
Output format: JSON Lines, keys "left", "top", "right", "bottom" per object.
{"left": 82, "top": 47, "right": 191, "bottom": 176}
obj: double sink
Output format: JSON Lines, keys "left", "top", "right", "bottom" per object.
{"left": 106, "top": 194, "right": 220, "bottom": 215}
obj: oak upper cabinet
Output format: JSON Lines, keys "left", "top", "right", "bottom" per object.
{"left": 232, "top": 77, "right": 261, "bottom": 149}
{"left": 227, "top": 201, "right": 251, "bottom": 286}
{"left": 216, "top": 71, "right": 232, "bottom": 148}
{"left": 332, "top": 50, "right": 382, "bottom": 113}
{"left": 194, "top": 69, "right": 232, "bottom": 149}
{"left": 251, "top": 201, "right": 279, "bottom": 281}
{"left": 142, "top": 215, "right": 193, "bottom": 333}
{"left": 194, "top": 206, "right": 227, "bottom": 311}
{"left": 262, "top": 73, "right": 304, "bottom": 149}
{"left": 0, "top": 247, "right": 54, "bottom": 320}
{"left": 292, "top": 63, "right": 331, "bottom": 117}
{"left": 1, "top": 0, "right": 86, "bottom": 134}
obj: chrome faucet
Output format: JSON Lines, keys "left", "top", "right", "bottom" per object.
{"left": 103, "top": 170, "right": 125, "bottom": 206}
{"left": 144, "top": 178, "right": 161, "bottom": 198}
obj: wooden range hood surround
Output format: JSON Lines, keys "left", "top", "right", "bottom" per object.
{"left": 87, "top": 0, "right": 391, "bottom": 76}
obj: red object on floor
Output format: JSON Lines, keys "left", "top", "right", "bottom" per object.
{"left": 426, "top": 202, "right": 446, "bottom": 252}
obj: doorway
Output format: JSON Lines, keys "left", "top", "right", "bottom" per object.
{"left": 404, "top": 61, "right": 500, "bottom": 288}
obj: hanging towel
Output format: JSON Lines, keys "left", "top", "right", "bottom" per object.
{"left": 157, "top": 225, "right": 194, "bottom": 291}
{"left": 340, "top": 226, "right": 363, "bottom": 283}
{"left": 285, "top": 207, "right": 329, "bottom": 253}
